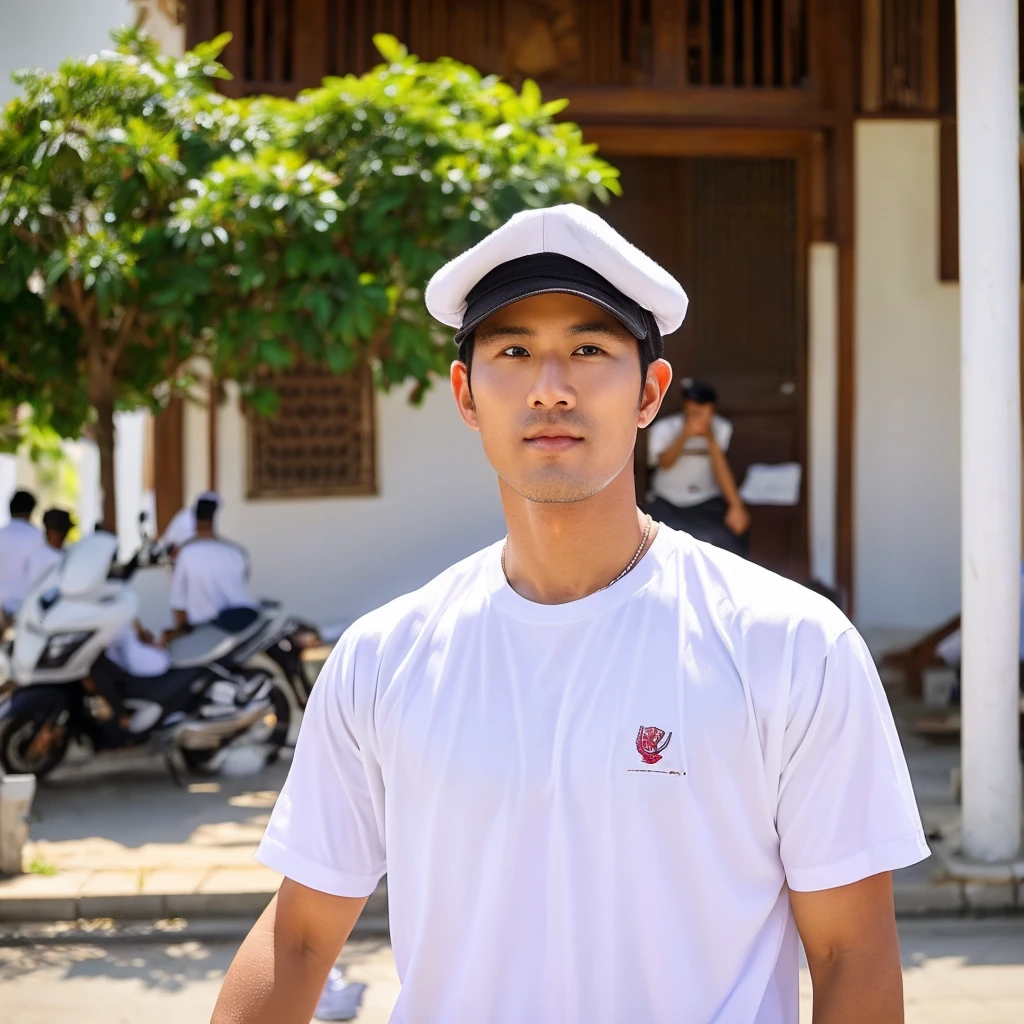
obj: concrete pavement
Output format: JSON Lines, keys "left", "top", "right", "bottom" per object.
{"left": 1, "top": 918, "right": 1023, "bottom": 1022}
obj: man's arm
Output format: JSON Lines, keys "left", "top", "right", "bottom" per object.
{"left": 211, "top": 878, "right": 368, "bottom": 1024}
{"left": 705, "top": 433, "right": 750, "bottom": 535}
{"left": 791, "top": 872, "right": 904, "bottom": 1023}
{"left": 657, "top": 420, "right": 697, "bottom": 470}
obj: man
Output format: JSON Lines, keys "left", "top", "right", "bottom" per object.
{"left": 169, "top": 497, "right": 255, "bottom": 631}
{"left": 0, "top": 490, "right": 44, "bottom": 618}
{"left": 213, "top": 206, "right": 926, "bottom": 1023}
{"left": 647, "top": 379, "right": 751, "bottom": 556}
{"left": 23, "top": 507, "right": 74, "bottom": 589}
{"left": 159, "top": 490, "right": 220, "bottom": 557}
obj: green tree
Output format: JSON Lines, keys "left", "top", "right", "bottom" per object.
{"left": 0, "top": 28, "right": 245, "bottom": 529}
{"left": 0, "top": 30, "right": 620, "bottom": 529}
{"left": 168, "top": 34, "right": 621, "bottom": 408}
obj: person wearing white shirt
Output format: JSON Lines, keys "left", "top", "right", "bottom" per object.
{"left": 213, "top": 206, "right": 925, "bottom": 1024}
{"left": 0, "top": 490, "right": 44, "bottom": 618}
{"left": 646, "top": 379, "right": 751, "bottom": 556}
{"left": 159, "top": 490, "right": 220, "bottom": 556}
{"left": 169, "top": 497, "right": 256, "bottom": 630}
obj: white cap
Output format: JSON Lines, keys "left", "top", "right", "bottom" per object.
{"left": 425, "top": 204, "right": 688, "bottom": 339}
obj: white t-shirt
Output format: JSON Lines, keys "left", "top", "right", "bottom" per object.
{"left": 0, "top": 519, "right": 45, "bottom": 612}
{"left": 106, "top": 623, "right": 171, "bottom": 678}
{"left": 160, "top": 506, "right": 196, "bottom": 551}
{"left": 647, "top": 412, "right": 734, "bottom": 507}
{"left": 24, "top": 544, "right": 64, "bottom": 590}
{"left": 258, "top": 527, "right": 927, "bottom": 1024}
{"left": 169, "top": 537, "right": 255, "bottom": 626}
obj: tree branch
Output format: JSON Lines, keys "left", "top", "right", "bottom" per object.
{"left": 110, "top": 307, "right": 138, "bottom": 363}
{"left": 11, "top": 224, "right": 50, "bottom": 251}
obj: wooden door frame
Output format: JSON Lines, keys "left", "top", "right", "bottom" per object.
{"left": 585, "top": 125, "right": 834, "bottom": 585}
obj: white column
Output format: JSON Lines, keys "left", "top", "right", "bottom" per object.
{"left": 957, "top": 0, "right": 1022, "bottom": 862}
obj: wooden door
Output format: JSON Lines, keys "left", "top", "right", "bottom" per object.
{"left": 603, "top": 154, "right": 808, "bottom": 579}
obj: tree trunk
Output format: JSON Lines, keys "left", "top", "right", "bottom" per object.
{"left": 87, "top": 341, "right": 117, "bottom": 535}
{"left": 94, "top": 394, "right": 117, "bottom": 535}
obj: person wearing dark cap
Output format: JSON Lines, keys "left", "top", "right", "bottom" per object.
{"left": 646, "top": 379, "right": 751, "bottom": 556}
{"left": 22, "top": 507, "right": 74, "bottom": 589}
{"left": 0, "top": 489, "right": 44, "bottom": 618}
{"left": 169, "top": 496, "right": 255, "bottom": 631}
{"left": 214, "top": 206, "right": 923, "bottom": 1024}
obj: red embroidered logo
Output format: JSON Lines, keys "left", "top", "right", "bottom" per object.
{"left": 636, "top": 725, "right": 672, "bottom": 765}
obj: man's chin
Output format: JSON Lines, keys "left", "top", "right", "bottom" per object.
{"left": 502, "top": 473, "right": 605, "bottom": 505}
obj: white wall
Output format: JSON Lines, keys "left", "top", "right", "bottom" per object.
{"left": 202, "top": 382, "right": 507, "bottom": 632}
{"left": 0, "top": 0, "right": 135, "bottom": 105}
{"left": 855, "top": 121, "right": 961, "bottom": 632}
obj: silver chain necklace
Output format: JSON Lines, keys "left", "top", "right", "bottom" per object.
{"left": 501, "top": 513, "right": 654, "bottom": 593}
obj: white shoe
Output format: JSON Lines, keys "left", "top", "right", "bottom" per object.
{"left": 314, "top": 967, "right": 367, "bottom": 1021}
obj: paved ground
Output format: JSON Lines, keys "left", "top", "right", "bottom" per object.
{"left": 0, "top": 918, "right": 1022, "bottom": 1022}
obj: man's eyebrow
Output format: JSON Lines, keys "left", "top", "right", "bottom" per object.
{"left": 567, "top": 321, "right": 633, "bottom": 339}
{"left": 473, "top": 324, "right": 535, "bottom": 343}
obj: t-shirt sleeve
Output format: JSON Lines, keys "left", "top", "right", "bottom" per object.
{"left": 713, "top": 416, "right": 733, "bottom": 452}
{"left": 255, "top": 633, "right": 387, "bottom": 897}
{"left": 777, "top": 627, "right": 929, "bottom": 892}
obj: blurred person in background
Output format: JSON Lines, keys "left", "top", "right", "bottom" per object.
{"left": 646, "top": 380, "right": 751, "bottom": 556}
{"left": 169, "top": 497, "right": 256, "bottom": 634}
{"left": 23, "top": 507, "right": 74, "bottom": 588}
{"left": 0, "top": 489, "right": 43, "bottom": 620}
{"left": 159, "top": 490, "right": 220, "bottom": 557}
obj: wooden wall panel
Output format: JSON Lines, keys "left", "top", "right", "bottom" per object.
{"left": 188, "top": 0, "right": 813, "bottom": 96}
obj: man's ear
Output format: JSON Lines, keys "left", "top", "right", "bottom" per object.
{"left": 450, "top": 360, "right": 480, "bottom": 431}
{"left": 638, "top": 358, "right": 673, "bottom": 428}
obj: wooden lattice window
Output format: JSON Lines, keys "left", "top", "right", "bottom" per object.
{"left": 247, "top": 362, "right": 377, "bottom": 499}
{"left": 190, "top": 0, "right": 811, "bottom": 95}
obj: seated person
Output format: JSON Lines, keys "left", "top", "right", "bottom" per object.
{"left": 646, "top": 381, "right": 751, "bottom": 557}
{"left": 159, "top": 490, "right": 220, "bottom": 558}
{"left": 169, "top": 497, "right": 256, "bottom": 633}
{"left": 106, "top": 620, "right": 172, "bottom": 679}
{"left": 0, "top": 489, "right": 44, "bottom": 619}
{"left": 23, "top": 507, "right": 74, "bottom": 590}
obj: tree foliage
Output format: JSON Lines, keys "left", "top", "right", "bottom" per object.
{"left": 0, "top": 29, "right": 620, "bottom": 525}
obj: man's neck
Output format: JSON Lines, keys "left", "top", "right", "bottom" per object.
{"left": 195, "top": 527, "right": 215, "bottom": 540}
{"left": 499, "top": 468, "right": 656, "bottom": 605}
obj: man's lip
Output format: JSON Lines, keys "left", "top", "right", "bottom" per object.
{"left": 524, "top": 434, "right": 583, "bottom": 451}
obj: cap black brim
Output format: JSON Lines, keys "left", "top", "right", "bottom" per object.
{"left": 453, "top": 255, "right": 650, "bottom": 345}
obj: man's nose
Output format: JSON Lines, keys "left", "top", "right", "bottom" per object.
{"left": 527, "top": 355, "right": 577, "bottom": 410}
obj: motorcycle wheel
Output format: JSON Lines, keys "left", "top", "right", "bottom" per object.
{"left": 182, "top": 676, "right": 293, "bottom": 775}
{"left": 263, "top": 676, "right": 293, "bottom": 765}
{"left": 0, "top": 711, "right": 69, "bottom": 779}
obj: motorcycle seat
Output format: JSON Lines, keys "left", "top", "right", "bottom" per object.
{"left": 168, "top": 610, "right": 266, "bottom": 669}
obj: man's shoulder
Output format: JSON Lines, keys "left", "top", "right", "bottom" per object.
{"left": 178, "top": 536, "right": 246, "bottom": 560}
{"left": 667, "top": 529, "right": 851, "bottom": 646}
{"left": 0, "top": 520, "right": 41, "bottom": 542}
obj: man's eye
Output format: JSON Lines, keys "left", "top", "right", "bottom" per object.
{"left": 575, "top": 344, "right": 603, "bottom": 356}
{"left": 501, "top": 345, "right": 529, "bottom": 358}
